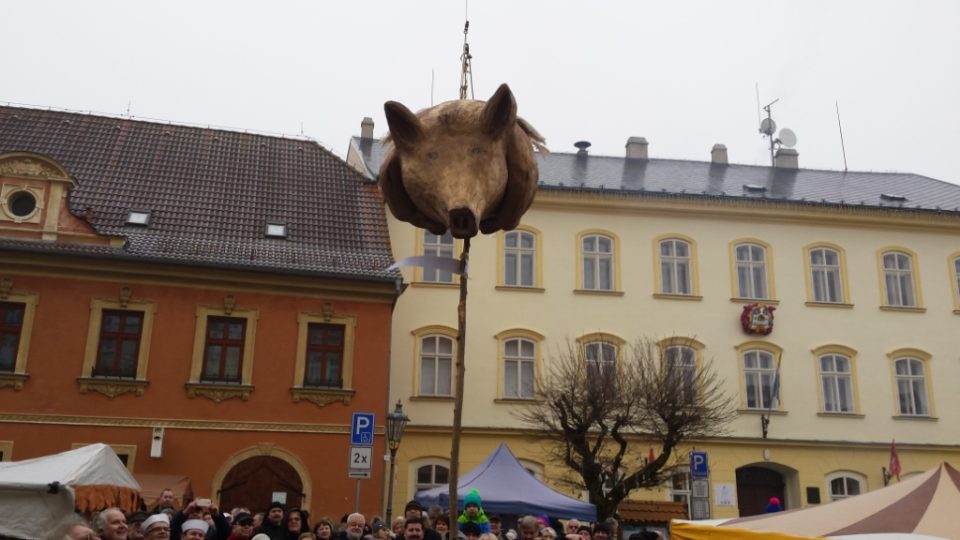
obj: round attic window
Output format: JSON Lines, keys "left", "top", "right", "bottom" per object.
{"left": 8, "top": 191, "right": 37, "bottom": 217}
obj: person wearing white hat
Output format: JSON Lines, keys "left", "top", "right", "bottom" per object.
{"left": 143, "top": 514, "right": 172, "bottom": 539}
{"left": 182, "top": 519, "right": 210, "bottom": 540}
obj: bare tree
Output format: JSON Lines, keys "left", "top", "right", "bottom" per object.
{"left": 515, "top": 337, "right": 736, "bottom": 521}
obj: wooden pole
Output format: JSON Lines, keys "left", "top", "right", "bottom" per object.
{"left": 448, "top": 236, "right": 470, "bottom": 518}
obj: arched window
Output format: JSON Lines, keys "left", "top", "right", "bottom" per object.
{"left": 503, "top": 230, "right": 537, "bottom": 288}
{"left": 663, "top": 345, "right": 697, "bottom": 405}
{"left": 419, "top": 335, "right": 454, "bottom": 397}
{"left": 808, "top": 246, "right": 844, "bottom": 303}
{"left": 881, "top": 250, "right": 918, "bottom": 307}
{"left": 659, "top": 238, "right": 692, "bottom": 295}
{"left": 894, "top": 357, "right": 929, "bottom": 416}
{"left": 584, "top": 341, "right": 617, "bottom": 384}
{"left": 819, "top": 352, "right": 855, "bottom": 413}
{"left": 503, "top": 337, "right": 536, "bottom": 399}
{"left": 417, "top": 463, "right": 449, "bottom": 489}
{"left": 742, "top": 349, "right": 779, "bottom": 410}
{"left": 581, "top": 234, "right": 615, "bottom": 291}
{"left": 826, "top": 472, "right": 864, "bottom": 502}
{"left": 421, "top": 231, "right": 455, "bottom": 283}
{"left": 733, "top": 241, "right": 772, "bottom": 299}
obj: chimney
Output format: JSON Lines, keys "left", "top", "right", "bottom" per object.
{"left": 574, "top": 141, "right": 591, "bottom": 157}
{"left": 360, "top": 117, "right": 374, "bottom": 140}
{"left": 625, "top": 137, "right": 648, "bottom": 159}
{"left": 774, "top": 148, "right": 798, "bottom": 169}
{"left": 711, "top": 144, "right": 728, "bottom": 164}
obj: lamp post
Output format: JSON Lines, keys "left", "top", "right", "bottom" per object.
{"left": 385, "top": 399, "right": 410, "bottom": 521}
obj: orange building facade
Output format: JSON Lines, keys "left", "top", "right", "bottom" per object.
{"left": 0, "top": 106, "right": 400, "bottom": 517}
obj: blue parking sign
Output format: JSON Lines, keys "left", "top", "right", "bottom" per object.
{"left": 690, "top": 451, "right": 708, "bottom": 478}
{"left": 351, "top": 412, "right": 375, "bottom": 446}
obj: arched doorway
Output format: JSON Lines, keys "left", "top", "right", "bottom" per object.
{"left": 736, "top": 465, "right": 784, "bottom": 517}
{"left": 219, "top": 455, "right": 304, "bottom": 513}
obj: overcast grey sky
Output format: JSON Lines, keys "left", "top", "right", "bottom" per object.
{"left": 4, "top": 1, "right": 959, "bottom": 183}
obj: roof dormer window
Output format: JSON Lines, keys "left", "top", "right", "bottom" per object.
{"left": 743, "top": 184, "right": 767, "bottom": 194}
{"left": 265, "top": 222, "right": 288, "bottom": 238}
{"left": 880, "top": 193, "right": 908, "bottom": 202}
{"left": 126, "top": 210, "right": 151, "bottom": 226}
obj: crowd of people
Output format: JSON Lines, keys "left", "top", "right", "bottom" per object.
{"left": 48, "top": 487, "right": 662, "bottom": 540}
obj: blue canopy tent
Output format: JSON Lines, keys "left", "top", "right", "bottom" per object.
{"left": 415, "top": 443, "right": 596, "bottom": 521}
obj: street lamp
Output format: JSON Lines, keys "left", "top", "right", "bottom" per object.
{"left": 384, "top": 399, "right": 410, "bottom": 521}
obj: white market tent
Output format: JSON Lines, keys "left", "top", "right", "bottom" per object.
{"left": 0, "top": 443, "right": 141, "bottom": 539}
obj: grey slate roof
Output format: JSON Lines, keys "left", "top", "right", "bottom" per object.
{"left": 349, "top": 136, "right": 960, "bottom": 214}
{"left": 0, "top": 106, "right": 399, "bottom": 282}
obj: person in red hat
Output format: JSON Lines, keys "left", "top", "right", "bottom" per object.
{"left": 765, "top": 497, "right": 783, "bottom": 513}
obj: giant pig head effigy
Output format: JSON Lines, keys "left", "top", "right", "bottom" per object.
{"left": 378, "top": 83, "right": 546, "bottom": 239}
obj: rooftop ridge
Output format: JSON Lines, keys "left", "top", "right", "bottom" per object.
{"left": 542, "top": 149, "right": 926, "bottom": 178}
{"left": 0, "top": 101, "right": 319, "bottom": 144}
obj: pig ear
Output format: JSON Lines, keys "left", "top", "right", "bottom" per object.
{"left": 481, "top": 84, "right": 517, "bottom": 139}
{"left": 384, "top": 101, "right": 424, "bottom": 151}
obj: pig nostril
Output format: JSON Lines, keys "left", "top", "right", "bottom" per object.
{"left": 449, "top": 208, "right": 477, "bottom": 235}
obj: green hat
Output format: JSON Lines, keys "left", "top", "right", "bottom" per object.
{"left": 464, "top": 489, "right": 482, "bottom": 509}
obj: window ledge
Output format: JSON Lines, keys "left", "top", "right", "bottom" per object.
{"left": 892, "top": 414, "right": 937, "bottom": 421}
{"left": 0, "top": 372, "right": 29, "bottom": 391}
{"left": 291, "top": 387, "right": 354, "bottom": 407}
{"left": 816, "top": 412, "right": 865, "bottom": 418}
{"left": 78, "top": 377, "right": 148, "bottom": 398}
{"left": 185, "top": 382, "right": 253, "bottom": 403}
{"left": 737, "top": 408, "right": 787, "bottom": 416}
{"left": 806, "top": 301, "right": 854, "bottom": 309}
{"left": 410, "top": 395, "right": 455, "bottom": 402}
{"left": 494, "top": 397, "right": 544, "bottom": 405}
{"left": 653, "top": 293, "right": 703, "bottom": 301}
{"left": 880, "top": 305, "right": 926, "bottom": 313}
{"left": 574, "top": 289, "right": 625, "bottom": 297}
{"left": 730, "top": 298, "right": 780, "bottom": 305}
{"left": 411, "top": 282, "right": 459, "bottom": 289}
{"left": 495, "top": 286, "right": 545, "bottom": 293}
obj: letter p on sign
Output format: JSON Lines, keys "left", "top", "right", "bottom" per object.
{"left": 351, "top": 412, "right": 375, "bottom": 446}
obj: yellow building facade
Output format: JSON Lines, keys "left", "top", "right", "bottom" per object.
{"left": 349, "top": 132, "right": 960, "bottom": 521}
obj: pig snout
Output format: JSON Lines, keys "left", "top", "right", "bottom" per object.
{"left": 448, "top": 207, "right": 479, "bottom": 239}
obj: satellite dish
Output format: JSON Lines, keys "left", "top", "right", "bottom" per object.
{"left": 759, "top": 118, "right": 777, "bottom": 136}
{"left": 778, "top": 128, "right": 797, "bottom": 148}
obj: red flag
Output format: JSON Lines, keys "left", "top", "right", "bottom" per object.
{"left": 889, "top": 440, "right": 902, "bottom": 481}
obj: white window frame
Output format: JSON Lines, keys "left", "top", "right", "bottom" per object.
{"left": 419, "top": 335, "right": 453, "bottom": 397}
{"left": 810, "top": 247, "right": 843, "bottom": 303}
{"left": 826, "top": 471, "right": 865, "bottom": 502}
{"left": 504, "top": 230, "right": 536, "bottom": 287}
{"left": 503, "top": 337, "right": 536, "bottom": 400}
{"left": 422, "top": 231, "right": 455, "bottom": 283}
{"left": 584, "top": 341, "right": 617, "bottom": 384}
{"left": 664, "top": 345, "right": 697, "bottom": 405}
{"left": 894, "top": 357, "right": 929, "bottom": 416}
{"left": 743, "top": 349, "right": 778, "bottom": 410}
{"left": 582, "top": 234, "right": 614, "bottom": 291}
{"left": 409, "top": 457, "right": 450, "bottom": 498}
{"left": 660, "top": 239, "right": 692, "bottom": 295}
{"left": 735, "top": 243, "right": 769, "bottom": 299}
{"left": 820, "top": 353, "right": 855, "bottom": 413}
{"left": 882, "top": 251, "right": 916, "bottom": 307}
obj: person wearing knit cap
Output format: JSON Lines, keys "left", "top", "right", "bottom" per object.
{"left": 255, "top": 502, "right": 287, "bottom": 540}
{"left": 765, "top": 496, "right": 783, "bottom": 513}
{"left": 182, "top": 519, "right": 210, "bottom": 540}
{"left": 143, "top": 514, "right": 172, "bottom": 538}
{"left": 456, "top": 489, "right": 490, "bottom": 535}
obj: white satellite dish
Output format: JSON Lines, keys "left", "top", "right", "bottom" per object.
{"left": 778, "top": 128, "right": 797, "bottom": 148}
{"left": 759, "top": 118, "right": 777, "bottom": 136}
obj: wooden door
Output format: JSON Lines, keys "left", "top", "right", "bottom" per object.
{"left": 219, "top": 456, "right": 303, "bottom": 513}
{"left": 735, "top": 466, "right": 784, "bottom": 517}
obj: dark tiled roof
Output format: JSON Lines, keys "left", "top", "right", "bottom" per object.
{"left": 0, "top": 106, "right": 399, "bottom": 282}
{"left": 349, "top": 138, "right": 960, "bottom": 214}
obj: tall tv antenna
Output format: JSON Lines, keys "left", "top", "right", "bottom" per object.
{"left": 458, "top": 6, "right": 474, "bottom": 100}
{"left": 758, "top": 98, "right": 798, "bottom": 166}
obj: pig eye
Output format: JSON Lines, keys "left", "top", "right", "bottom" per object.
{"left": 471, "top": 147, "right": 484, "bottom": 155}
{"left": 426, "top": 151, "right": 439, "bottom": 160}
